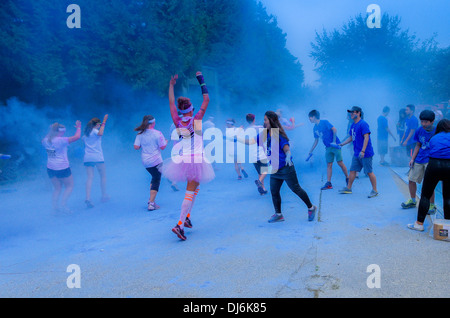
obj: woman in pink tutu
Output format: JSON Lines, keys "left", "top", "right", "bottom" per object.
{"left": 163, "top": 72, "right": 215, "bottom": 240}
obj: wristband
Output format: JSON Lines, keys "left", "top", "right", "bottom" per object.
{"left": 196, "top": 74, "right": 208, "bottom": 95}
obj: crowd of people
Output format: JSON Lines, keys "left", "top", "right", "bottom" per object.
{"left": 40, "top": 71, "right": 450, "bottom": 241}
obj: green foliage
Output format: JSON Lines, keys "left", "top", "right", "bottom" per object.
{"left": 0, "top": 0, "right": 304, "bottom": 107}
{"left": 310, "top": 13, "right": 449, "bottom": 102}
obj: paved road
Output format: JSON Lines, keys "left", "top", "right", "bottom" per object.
{"left": 0, "top": 154, "right": 449, "bottom": 298}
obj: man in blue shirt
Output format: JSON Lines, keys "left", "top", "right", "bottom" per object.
{"left": 401, "top": 110, "right": 437, "bottom": 213}
{"left": 401, "top": 104, "right": 419, "bottom": 158}
{"left": 377, "top": 106, "right": 396, "bottom": 165}
{"left": 308, "top": 110, "right": 349, "bottom": 190}
{"left": 338, "top": 106, "right": 378, "bottom": 198}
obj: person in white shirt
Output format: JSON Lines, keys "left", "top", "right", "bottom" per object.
{"left": 42, "top": 120, "right": 81, "bottom": 213}
{"left": 245, "top": 113, "right": 268, "bottom": 194}
{"left": 134, "top": 115, "right": 168, "bottom": 211}
{"left": 83, "top": 114, "right": 109, "bottom": 208}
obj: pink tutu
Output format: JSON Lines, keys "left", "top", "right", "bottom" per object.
{"left": 161, "top": 154, "right": 215, "bottom": 183}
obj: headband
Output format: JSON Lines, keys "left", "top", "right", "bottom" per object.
{"left": 226, "top": 121, "right": 235, "bottom": 125}
{"left": 58, "top": 127, "right": 66, "bottom": 132}
{"left": 148, "top": 118, "right": 155, "bottom": 124}
{"left": 179, "top": 105, "right": 193, "bottom": 114}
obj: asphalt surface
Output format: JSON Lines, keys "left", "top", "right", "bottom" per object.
{"left": 0, "top": 150, "right": 449, "bottom": 298}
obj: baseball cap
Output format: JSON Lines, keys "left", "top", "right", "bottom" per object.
{"left": 347, "top": 106, "right": 362, "bottom": 113}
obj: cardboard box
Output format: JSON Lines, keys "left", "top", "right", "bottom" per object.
{"left": 433, "top": 219, "right": 450, "bottom": 242}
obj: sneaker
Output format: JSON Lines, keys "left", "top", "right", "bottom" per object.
{"left": 339, "top": 187, "right": 352, "bottom": 194}
{"left": 321, "top": 182, "right": 333, "bottom": 190}
{"left": 237, "top": 175, "right": 242, "bottom": 180}
{"left": 172, "top": 224, "right": 186, "bottom": 240}
{"left": 85, "top": 200, "right": 94, "bottom": 209}
{"left": 184, "top": 217, "right": 193, "bottom": 228}
{"left": 241, "top": 169, "right": 248, "bottom": 178}
{"left": 268, "top": 213, "right": 285, "bottom": 223}
{"left": 368, "top": 190, "right": 379, "bottom": 198}
{"left": 255, "top": 180, "right": 266, "bottom": 195}
{"left": 308, "top": 205, "right": 317, "bottom": 222}
{"left": 147, "top": 201, "right": 156, "bottom": 211}
{"left": 407, "top": 221, "right": 424, "bottom": 232}
{"left": 401, "top": 199, "right": 416, "bottom": 209}
{"left": 428, "top": 204, "right": 437, "bottom": 215}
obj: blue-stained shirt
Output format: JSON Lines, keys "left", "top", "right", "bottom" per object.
{"left": 403, "top": 115, "right": 419, "bottom": 145}
{"left": 257, "top": 131, "right": 290, "bottom": 170}
{"left": 350, "top": 119, "right": 374, "bottom": 158}
{"left": 313, "top": 119, "right": 341, "bottom": 147}
{"left": 377, "top": 115, "right": 388, "bottom": 140}
{"left": 413, "top": 126, "right": 436, "bottom": 164}
{"left": 429, "top": 132, "right": 450, "bottom": 159}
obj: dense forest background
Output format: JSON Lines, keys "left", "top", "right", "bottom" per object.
{"left": 0, "top": 0, "right": 448, "bottom": 180}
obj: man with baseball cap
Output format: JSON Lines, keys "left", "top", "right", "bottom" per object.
{"left": 338, "top": 106, "right": 378, "bottom": 198}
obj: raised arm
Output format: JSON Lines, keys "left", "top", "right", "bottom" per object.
{"left": 169, "top": 75, "right": 181, "bottom": 125}
{"left": 97, "top": 114, "right": 108, "bottom": 136}
{"left": 194, "top": 71, "right": 210, "bottom": 121}
{"left": 68, "top": 120, "right": 81, "bottom": 143}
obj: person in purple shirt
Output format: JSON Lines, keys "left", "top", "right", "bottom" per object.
{"left": 338, "top": 106, "right": 378, "bottom": 198}
{"left": 401, "top": 104, "right": 419, "bottom": 157}
{"left": 239, "top": 111, "right": 317, "bottom": 223}
{"left": 401, "top": 110, "right": 436, "bottom": 212}
{"left": 408, "top": 119, "right": 450, "bottom": 232}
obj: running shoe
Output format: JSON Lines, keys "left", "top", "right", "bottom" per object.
{"left": 241, "top": 169, "right": 248, "bottom": 178}
{"left": 255, "top": 180, "right": 266, "bottom": 195}
{"left": 401, "top": 199, "right": 416, "bottom": 209}
{"left": 147, "top": 201, "right": 159, "bottom": 211}
{"left": 184, "top": 217, "right": 193, "bottom": 228}
{"left": 172, "top": 225, "right": 187, "bottom": 240}
{"left": 368, "top": 190, "right": 379, "bottom": 198}
{"left": 428, "top": 204, "right": 437, "bottom": 215}
{"left": 268, "top": 213, "right": 285, "bottom": 223}
{"left": 308, "top": 205, "right": 317, "bottom": 222}
{"left": 321, "top": 182, "right": 333, "bottom": 190}
{"left": 339, "top": 187, "right": 352, "bottom": 194}
{"left": 237, "top": 175, "right": 242, "bottom": 180}
{"left": 85, "top": 200, "right": 94, "bottom": 209}
{"left": 407, "top": 222, "right": 424, "bottom": 232}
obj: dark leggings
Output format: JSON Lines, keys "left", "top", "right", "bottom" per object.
{"left": 270, "top": 165, "right": 313, "bottom": 213}
{"left": 417, "top": 158, "right": 450, "bottom": 223}
{"left": 146, "top": 164, "right": 162, "bottom": 191}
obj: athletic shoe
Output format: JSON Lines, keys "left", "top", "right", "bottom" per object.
{"left": 237, "top": 175, "right": 242, "bottom": 180}
{"left": 241, "top": 169, "right": 248, "bottom": 178}
{"left": 407, "top": 222, "right": 424, "bottom": 232}
{"left": 172, "top": 225, "right": 186, "bottom": 240}
{"left": 308, "top": 205, "right": 317, "bottom": 222}
{"left": 147, "top": 201, "right": 160, "bottom": 211}
{"left": 368, "top": 190, "right": 379, "bottom": 198}
{"left": 268, "top": 213, "right": 285, "bottom": 223}
{"left": 85, "top": 200, "right": 94, "bottom": 209}
{"left": 184, "top": 217, "right": 193, "bottom": 228}
{"left": 255, "top": 180, "right": 266, "bottom": 195}
{"left": 321, "top": 182, "right": 333, "bottom": 190}
{"left": 401, "top": 199, "right": 416, "bottom": 209}
{"left": 339, "top": 187, "right": 352, "bottom": 194}
{"left": 428, "top": 204, "right": 437, "bottom": 215}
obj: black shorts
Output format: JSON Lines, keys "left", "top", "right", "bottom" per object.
{"left": 84, "top": 161, "right": 104, "bottom": 167}
{"left": 253, "top": 160, "right": 269, "bottom": 175}
{"left": 47, "top": 167, "right": 72, "bottom": 179}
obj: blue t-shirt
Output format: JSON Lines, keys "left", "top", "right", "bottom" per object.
{"left": 413, "top": 126, "right": 436, "bottom": 164}
{"left": 377, "top": 115, "right": 388, "bottom": 140}
{"left": 257, "top": 131, "right": 290, "bottom": 169}
{"left": 428, "top": 132, "right": 450, "bottom": 159}
{"left": 313, "top": 119, "right": 341, "bottom": 147}
{"left": 350, "top": 119, "right": 374, "bottom": 158}
{"left": 403, "top": 115, "right": 419, "bottom": 145}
